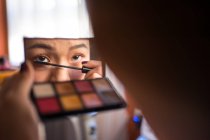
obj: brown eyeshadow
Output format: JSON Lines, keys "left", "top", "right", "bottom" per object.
{"left": 55, "top": 82, "right": 75, "bottom": 95}
{"left": 99, "top": 91, "right": 121, "bottom": 105}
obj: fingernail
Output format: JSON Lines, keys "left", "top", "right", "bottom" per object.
{"left": 20, "top": 62, "right": 27, "bottom": 72}
{"left": 82, "top": 61, "right": 88, "bottom": 64}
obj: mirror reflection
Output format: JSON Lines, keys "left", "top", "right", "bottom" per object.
{"left": 24, "top": 38, "right": 103, "bottom": 82}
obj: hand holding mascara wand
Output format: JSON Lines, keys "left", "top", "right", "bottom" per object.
{"left": 33, "top": 61, "right": 92, "bottom": 73}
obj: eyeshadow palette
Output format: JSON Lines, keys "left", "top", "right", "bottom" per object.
{"left": 31, "top": 78, "right": 127, "bottom": 120}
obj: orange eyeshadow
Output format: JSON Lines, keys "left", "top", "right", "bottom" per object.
{"left": 55, "top": 83, "right": 75, "bottom": 95}
{"left": 60, "top": 95, "right": 83, "bottom": 110}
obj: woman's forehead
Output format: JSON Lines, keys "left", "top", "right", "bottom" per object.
{"left": 24, "top": 38, "right": 90, "bottom": 48}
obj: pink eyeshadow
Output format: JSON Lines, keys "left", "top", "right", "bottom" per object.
{"left": 36, "top": 98, "right": 61, "bottom": 114}
{"left": 81, "top": 93, "right": 103, "bottom": 108}
{"left": 92, "top": 79, "right": 112, "bottom": 93}
{"left": 74, "top": 81, "right": 93, "bottom": 92}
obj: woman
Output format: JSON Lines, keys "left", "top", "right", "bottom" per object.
{"left": 25, "top": 37, "right": 103, "bottom": 140}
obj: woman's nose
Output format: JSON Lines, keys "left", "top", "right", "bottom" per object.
{"left": 51, "top": 68, "right": 71, "bottom": 82}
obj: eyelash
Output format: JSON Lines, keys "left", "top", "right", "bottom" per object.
{"left": 31, "top": 53, "right": 86, "bottom": 65}
{"left": 32, "top": 55, "right": 50, "bottom": 63}
{"left": 71, "top": 54, "right": 85, "bottom": 62}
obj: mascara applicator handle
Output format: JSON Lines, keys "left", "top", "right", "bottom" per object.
{"left": 81, "top": 66, "right": 92, "bottom": 73}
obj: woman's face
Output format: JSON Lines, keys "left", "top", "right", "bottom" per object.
{"left": 24, "top": 38, "right": 90, "bottom": 82}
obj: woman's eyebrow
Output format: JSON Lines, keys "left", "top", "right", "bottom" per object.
{"left": 69, "top": 43, "right": 88, "bottom": 51}
{"left": 26, "top": 43, "right": 54, "bottom": 51}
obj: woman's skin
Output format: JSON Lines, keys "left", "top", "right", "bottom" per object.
{"left": 0, "top": 62, "right": 39, "bottom": 140}
{"left": 87, "top": 1, "right": 210, "bottom": 140}
{"left": 24, "top": 38, "right": 102, "bottom": 82}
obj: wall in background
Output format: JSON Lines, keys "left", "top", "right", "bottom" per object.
{"left": 6, "top": 0, "right": 92, "bottom": 66}
{"left": 0, "top": 0, "right": 8, "bottom": 56}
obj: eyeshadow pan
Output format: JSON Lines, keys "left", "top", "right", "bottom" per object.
{"left": 99, "top": 91, "right": 122, "bottom": 105}
{"left": 55, "top": 82, "right": 75, "bottom": 95}
{"left": 36, "top": 98, "right": 61, "bottom": 114}
{"left": 92, "top": 79, "right": 112, "bottom": 93}
{"left": 74, "top": 81, "right": 93, "bottom": 92}
{"left": 81, "top": 93, "right": 103, "bottom": 108}
{"left": 33, "top": 84, "right": 55, "bottom": 98}
{"left": 60, "top": 95, "right": 83, "bottom": 111}
{"left": 30, "top": 78, "right": 127, "bottom": 120}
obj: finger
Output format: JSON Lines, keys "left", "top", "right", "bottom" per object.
{"left": 85, "top": 65, "right": 102, "bottom": 77}
{"left": 82, "top": 60, "right": 102, "bottom": 68}
{"left": 15, "top": 61, "right": 34, "bottom": 98}
{"left": 85, "top": 65, "right": 103, "bottom": 79}
{"left": 82, "top": 60, "right": 103, "bottom": 77}
{"left": 0, "top": 61, "right": 34, "bottom": 100}
{"left": 85, "top": 72, "right": 102, "bottom": 79}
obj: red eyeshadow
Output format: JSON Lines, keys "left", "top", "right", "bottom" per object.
{"left": 74, "top": 81, "right": 93, "bottom": 92}
{"left": 36, "top": 98, "right": 61, "bottom": 114}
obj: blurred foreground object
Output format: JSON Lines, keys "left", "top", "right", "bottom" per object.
{"left": 87, "top": 1, "right": 210, "bottom": 140}
{"left": 0, "top": 56, "right": 10, "bottom": 70}
{"left": 0, "top": 56, "right": 18, "bottom": 85}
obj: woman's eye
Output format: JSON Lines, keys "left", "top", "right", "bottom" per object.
{"left": 33, "top": 56, "right": 50, "bottom": 63}
{"left": 72, "top": 55, "right": 82, "bottom": 61}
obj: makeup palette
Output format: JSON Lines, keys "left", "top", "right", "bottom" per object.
{"left": 31, "top": 78, "right": 127, "bottom": 120}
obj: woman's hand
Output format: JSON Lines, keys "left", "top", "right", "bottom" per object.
{"left": 82, "top": 60, "right": 103, "bottom": 79}
{"left": 0, "top": 61, "right": 39, "bottom": 140}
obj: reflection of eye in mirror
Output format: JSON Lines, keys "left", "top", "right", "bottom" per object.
{"left": 24, "top": 38, "right": 104, "bottom": 82}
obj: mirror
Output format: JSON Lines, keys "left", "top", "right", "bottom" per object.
{"left": 24, "top": 37, "right": 103, "bottom": 82}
